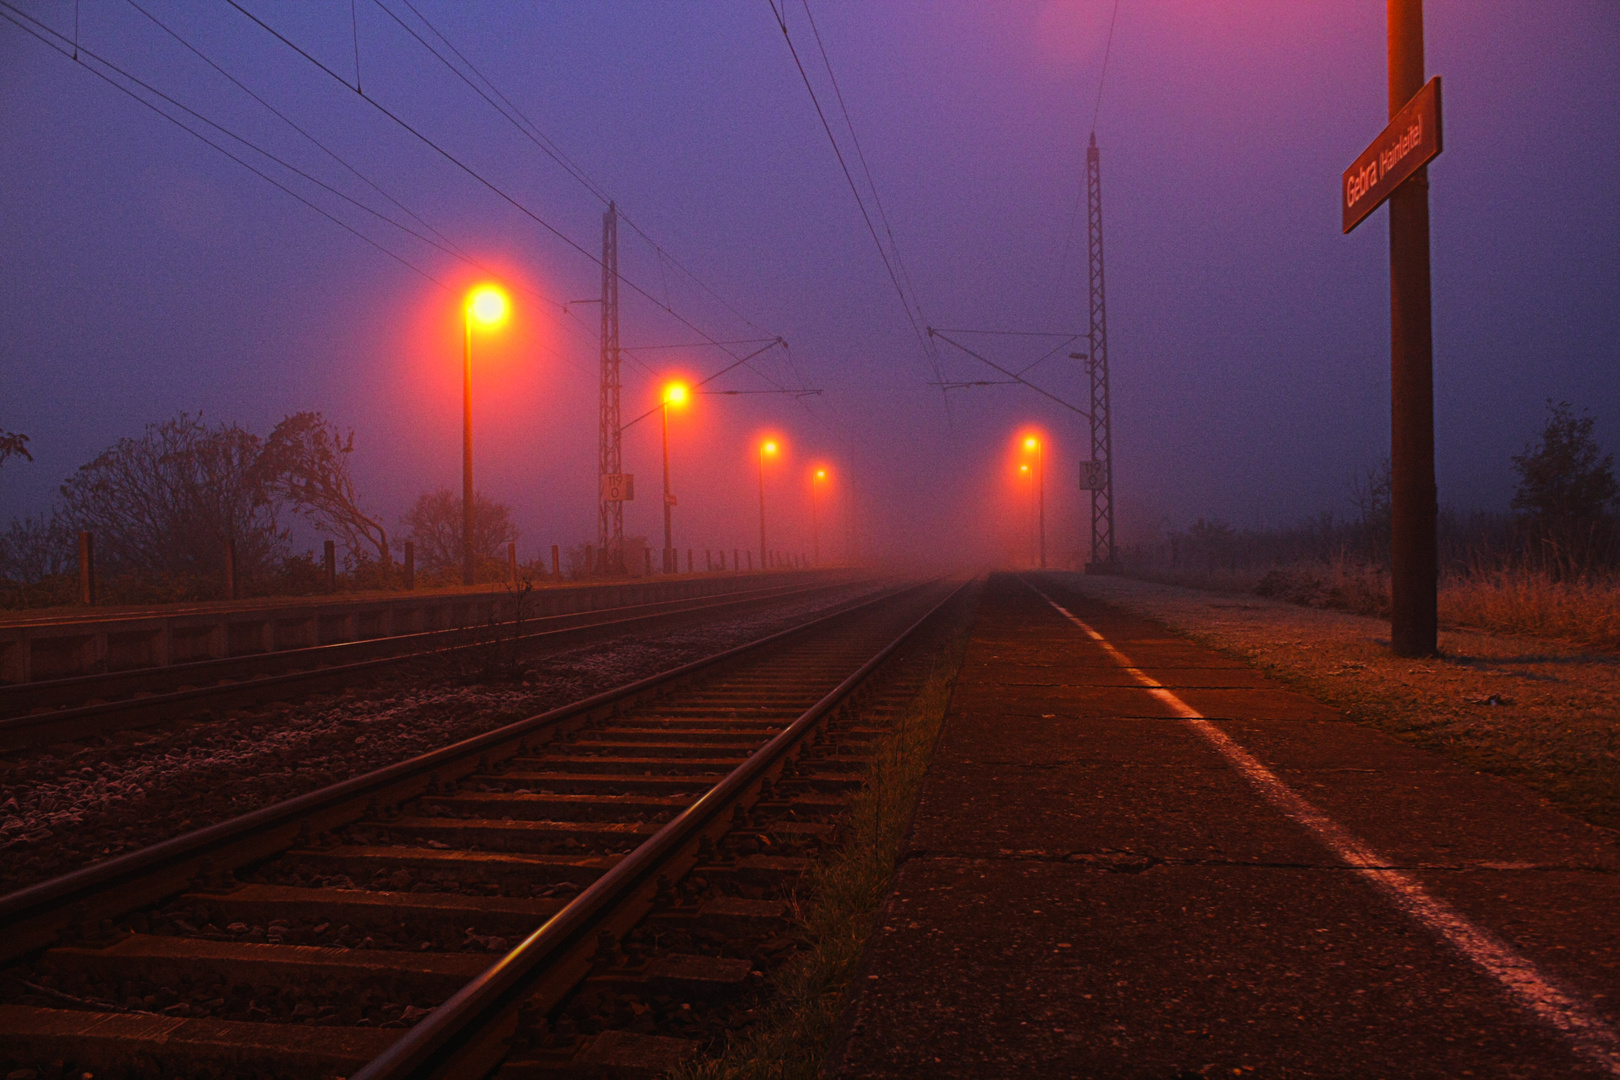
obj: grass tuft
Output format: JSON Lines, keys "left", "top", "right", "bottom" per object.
{"left": 1124, "top": 557, "right": 1620, "bottom": 653}
{"left": 676, "top": 621, "right": 972, "bottom": 1080}
{"left": 1439, "top": 568, "right": 1620, "bottom": 651}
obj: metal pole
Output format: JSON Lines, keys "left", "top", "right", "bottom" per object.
{"left": 758, "top": 446, "right": 767, "bottom": 570}
{"left": 1038, "top": 441, "right": 1047, "bottom": 569}
{"left": 1388, "top": 0, "right": 1437, "bottom": 656}
{"left": 811, "top": 479, "right": 820, "bottom": 566}
{"left": 661, "top": 402, "right": 674, "bottom": 574}
{"left": 77, "top": 530, "right": 95, "bottom": 606}
{"left": 462, "top": 304, "right": 476, "bottom": 586}
{"left": 1028, "top": 469, "right": 1036, "bottom": 567}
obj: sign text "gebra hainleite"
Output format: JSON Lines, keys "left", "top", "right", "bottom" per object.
{"left": 1342, "top": 76, "right": 1442, "bottom": 234}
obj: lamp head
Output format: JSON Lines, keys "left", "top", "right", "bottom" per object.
{"left": 815, "top": 468, "right": 827, "bottom": 480}
{"left": 663, "top": 381, "right": 689, "bottom": 407}
{"left": 1023, "top": 436, "right": 1038, "bottom": 451}
{"left": 762, "top": 440, "right": 778, "bottom": 456}
{"left": 468, "top": 286, "right": 508, "bottom": 327}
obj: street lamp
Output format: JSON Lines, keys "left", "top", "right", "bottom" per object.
{"left": 462, "top": 285, "right": 508, "bottom": 585}
{"left": 811, "top": 467, "right": 828, "bottom": 566}
{"left": 660, "top": 381, "right": 689, "bottom": 573}
{"left": 1024, "top": 435, "right": 1046, "bottom": 569}
{"left": 758, "top": 439, "right": 779, "bottom": 569}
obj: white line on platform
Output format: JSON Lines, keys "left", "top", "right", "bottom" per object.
{"left": 1025, "top": 578, "right": 1620, "bottom": 1077}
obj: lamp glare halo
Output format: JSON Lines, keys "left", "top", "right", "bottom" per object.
{"left": 469, "top": 287, "right": 508, "bottom": 326}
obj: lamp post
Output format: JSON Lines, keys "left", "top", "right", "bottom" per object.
{"left": 811, "top": 468, "right": 827, "bottom": 566}
{"left": 758, "top": 440, "right": 778, "bottom": 570}
{"left": 462, "top": 285, "right": 508, "bottom": 586}
{"left": 661, "top": 382, "right": 688, "bottom": 573}
{"left": 1019, "top": 463, "right": 1034, "bottom": 567}
{"left": 1024, "top": 436, "right": 1046, "bottom": 569}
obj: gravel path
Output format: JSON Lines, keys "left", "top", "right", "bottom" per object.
{"left": 0, "top": 585, "right": 885, "bottom": 893}
{"left": 1051, "top": 571, "right": 1620, "bottom": 833}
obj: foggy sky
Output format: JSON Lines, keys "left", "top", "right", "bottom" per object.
{"left": 2, "top": 1, "right": 1617, "bottom": 567}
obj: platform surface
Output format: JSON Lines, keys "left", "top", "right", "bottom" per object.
{"left": 824, "top": 572, "right": 1620, "bottom": 1079}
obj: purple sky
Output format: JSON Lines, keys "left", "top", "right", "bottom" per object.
{"left": 2, "top": 1, "right": 1616, "bottom": 566}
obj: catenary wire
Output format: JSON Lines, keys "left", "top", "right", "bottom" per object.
{"left": 380, "top": 0, "right": 798, "bottom": 375}
{"left": 797, "top": 0, "right": 944, "bottom": 385}
{"left": 0, "top": 3, "right": 451, "bottom": 294}
{"left": 225, "top": 0, "right": 799, "bottom": 395}
{"left": 764, "top": 0, "right": 943, "bottom": 394}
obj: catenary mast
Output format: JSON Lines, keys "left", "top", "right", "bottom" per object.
{"left": 1085, "top": 133, "right": 1116, "bottom": 568}
{"left": 599, "top": 203, "right": 624, "bottom": 572}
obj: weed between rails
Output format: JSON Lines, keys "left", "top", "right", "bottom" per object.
{"left": 677, "top": 615, "right": 974, "bottom": 1080}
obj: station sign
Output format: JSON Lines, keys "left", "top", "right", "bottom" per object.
{"left": 1342, "top": 76, "right": 1442, "bottom": 234}
{"left": 601, "top": 473, "right": 635, "bottom": 502}
{"left": 1078, "top": 460, "right": 1106, "bottom": 491}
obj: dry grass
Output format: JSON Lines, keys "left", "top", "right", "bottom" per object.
{"left": 1126, "top": 557, "right": 1620, "bottom": 655}
{"left": 676, "top": 615, "right": 973, "bottom": 1080}
{"left": 1441, "top": 568, "right": 1620, "bottom": 651}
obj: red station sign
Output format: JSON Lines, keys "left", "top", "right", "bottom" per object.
{"left": 1343, "top": 76, "right": 1443, "bottom": 233}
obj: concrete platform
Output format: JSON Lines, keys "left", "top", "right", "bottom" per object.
{"left": 824, "top": 572, "right": 1620, "bottom": 1078}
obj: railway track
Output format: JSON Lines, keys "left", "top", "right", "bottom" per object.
{"left": 0, "top": 575, "right": 870, "bottom": 753}
{"left": 0, "top": 577, "right": 970, "bottom": 1079}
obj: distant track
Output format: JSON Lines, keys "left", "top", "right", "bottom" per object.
{"left": 0, "top": 577, "right": 968, "bottom": 1079}
{"left": 0, "top": 576, "right": 872, "bottom": 752}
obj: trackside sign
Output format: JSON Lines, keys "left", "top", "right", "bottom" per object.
{"left": 1342, "top": 76, "right": 1442, "bottom": 233}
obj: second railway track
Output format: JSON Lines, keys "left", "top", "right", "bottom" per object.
{"left": 0, "top": 576, "right": 971, "bottom": 1079}
{"left": 0, "top": 575, "right": 873, "bottom": 752}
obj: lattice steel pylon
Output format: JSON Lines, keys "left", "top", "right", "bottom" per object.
{"left": 1085, "top": 133, "right": 1116, "bottom": 568}
{"left": 599, "top": 202, "right": 624, "bottom": 573}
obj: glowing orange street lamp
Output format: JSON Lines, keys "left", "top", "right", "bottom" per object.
{"left": 462, "top": 285, "right": 509, "bottom": 585}
{"left": 660, "top": 381, "right": 689, "bottom": 573}
{"left": 758, "top": 440, "right": 779, "bottom": 569}
{"left": 1023, "top": 435, "right": 1046, "bottom": 569}
{"left": 811, "top": 467, "right": 829, "bottom": 566}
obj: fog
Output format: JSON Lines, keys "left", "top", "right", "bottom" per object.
{"left": 2, "top": 1, "right": 1615, "bottom": 570}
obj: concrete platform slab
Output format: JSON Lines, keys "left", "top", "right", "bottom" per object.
{"left": 826, "top": 573, "right": 1620, "bottom": 1078}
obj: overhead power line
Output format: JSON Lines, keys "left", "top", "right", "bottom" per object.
{"left": 1052, "top": 0, "right": 1123, "bottom": 325}
{"left": 1, "top": 0, "right": 621, "bottom": 385}
{"left": 122, "top": 0, "right": 473, "bottom": 273}
{"left": 797, "top": 0, "right": 939, "bottom": 380}
{"left": 378, "top": 0, "right": 800, "bottom": 379}
{"left": 0, "top": 1, "right": 451, "bottom": 292}
{"left": 224, "top": 0, "right": 796, "bottom": 396}
{"left": 765, "top": 0, "right": 944, "bottom": 396}
{"left": 928, "top": 329, "right": 1089, "bottom": 416}
{"left": 1092, "top": 0, "right": 1122, "bottom": 134}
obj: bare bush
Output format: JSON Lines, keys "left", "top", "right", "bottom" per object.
{"left": 57, "top": 413, "right": 286, "bottom": 580}
{"left": 0, "top": 426, "right": 30, "bottom": 469}
{"left": 401, "top": 489, "right": 518, "bottom": 574}
{"left": 256, "top": 412, "right": 390, "bottom": 565}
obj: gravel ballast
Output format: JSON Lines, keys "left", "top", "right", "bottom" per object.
{"left": 0, "top": 585, "right": 886, "bottom": 893}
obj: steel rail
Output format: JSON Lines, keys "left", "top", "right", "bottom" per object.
{"left": 352, "top": 577, "right": 969, "bottom": 1080}
{"left": 0, "top": 579, "right": 930, "bottom": 964}
{"left": 0, "top": 575, "right": 870, "bottom": 752}
{"left": 0, "top": 576, "right": 850, "bottom": 715}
